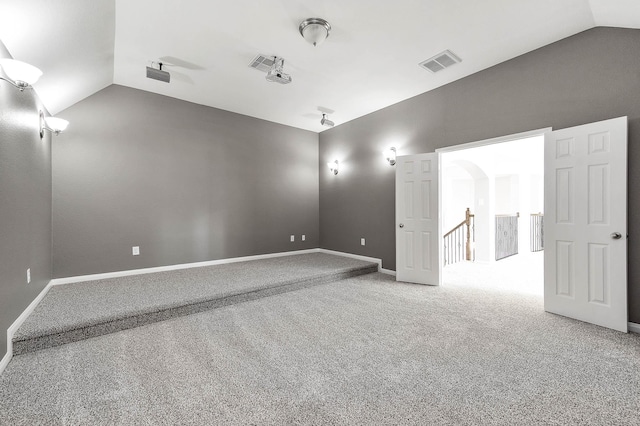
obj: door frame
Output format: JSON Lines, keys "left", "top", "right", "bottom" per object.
{"left": 435, "top": 127, "right": 551, "bottom": 274}
{"left": 431, "top": 124, "right": 633, "bottom": 333}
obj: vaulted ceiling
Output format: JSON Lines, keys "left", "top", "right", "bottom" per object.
{"left": 1, "top": 0, "right": 638, "bottom": 132}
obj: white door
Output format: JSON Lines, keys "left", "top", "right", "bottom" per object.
{"left": 544, "top": 116, "right": 627, "bottom": 332}
{"left": 396, "top": 153, "right": 440, "bottom": 285}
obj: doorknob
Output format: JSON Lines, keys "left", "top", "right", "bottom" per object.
{"left": 611, "top": 232, "right": 622, "bottom": 239}
{"left": 399, "top": 223, "right": 404, "bottom": 228}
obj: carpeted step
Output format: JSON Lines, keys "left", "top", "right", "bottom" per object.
{"left": 12, "top": 253, "right": 378, "bottom": 355}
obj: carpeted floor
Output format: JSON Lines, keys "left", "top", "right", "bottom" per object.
{"left": 1, "top": 272, "right": 639, "bottom": 425}
{"left": 13, "top": 253, "right": 377, "bottom": 354}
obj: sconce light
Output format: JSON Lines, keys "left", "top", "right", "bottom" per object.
{"left": 0, "top": 59, "right": 42, "bottom": 91}
{"left": 384, "top": 147, "right": 397, "bottom": 166}
{"left": 327, "top": 160, "right": 339, "bottom": 175}
{"left": 39, "top": 111, "right": 69, "bottom": 138}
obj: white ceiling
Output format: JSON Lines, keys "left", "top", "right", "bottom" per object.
{"left": 1, "top": 0, "right": 638, "bottom": 132}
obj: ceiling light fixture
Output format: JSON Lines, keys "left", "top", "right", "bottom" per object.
{"left": 39, "top": 111, "right": 69, "bottom": 138}
{"left": 299, "top": 18, "right": 331, "bottom": 47}
{"left": 321, "top": 113, "right": 334, "bottom": 127}
{"left": 265, "top": 56, "right": 292, "bottom": 84}
{"left": 384, "top": 147, "right": 397, "bottom": 166}
{"left": 0, "top": 59, "right": 42, "bottom": 91}
{"left": 327, "top": 160, "right": 339, "bottom": 175}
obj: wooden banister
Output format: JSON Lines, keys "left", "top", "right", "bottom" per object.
{"left": 443, "top": 208, "right": 475, "bottom": 266}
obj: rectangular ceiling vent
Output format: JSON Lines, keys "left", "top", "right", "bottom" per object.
{"left": 419, "top": 50, "right": 462, "bottom": 73}
{"left": 248, "top": 54, "right": 276, "bottom": 73}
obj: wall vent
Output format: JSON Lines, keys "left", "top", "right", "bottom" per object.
{"left": 248, "top": 54, "right": 276, "bottom": 72}
{"left": 419, "top": 50, "right": 462, "bottom": 73}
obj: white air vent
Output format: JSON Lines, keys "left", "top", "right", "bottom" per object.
{"left": 419, "top": 50, "right": 462, "bottom": 73}
{"left": 248, "top": 54, "right": 276, "bottom": 72}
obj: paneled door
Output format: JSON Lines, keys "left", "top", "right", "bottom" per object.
{"left": 396, "top": 153, "right": 440, "bottom": 285}
{"left": 544, "top": 117, "right": 628, "bottom": 332}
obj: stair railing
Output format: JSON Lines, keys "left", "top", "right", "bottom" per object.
{"left": 495, "top": 212, "right": 519, "bottom": 261}
{"left": 530, "top": 213, "right": 544, "bottom": 252}
{"left": 443, "top": 208, "right": 475, "bottom": 266}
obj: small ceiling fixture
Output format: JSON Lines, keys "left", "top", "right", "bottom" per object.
{"left": 321, "top": 113, "right": 334, "bottom": 127}
{"left": 419, "top": 50, "right": 462, "bottom": 74}
{"left": 384, "top": 147, "right": 397, "bottom": 166}
{"left": 265, "top": 56, "right": 292, "bottom": 84}
{"left": 327, "top": 160, "right": 339, "bottom": 175}
{"left": 299, "top": 18, "right": 331, "bottom": 47}
{"left": 0, "top": 59, "right": 42, "bottom": 91}
{"left": 146, "top": 62, "right": 170, "bottom": 83}
{"left": 39, "top": 111, "right": 69, "bottom": 138}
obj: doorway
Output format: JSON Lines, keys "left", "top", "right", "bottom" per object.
{"left": 396, "top": 119, "right": 628, "bottom": 332}
{"left": 438, "top": 131, "right": 545, "bottom": 295}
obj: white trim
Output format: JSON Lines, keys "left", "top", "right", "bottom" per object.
{"left": 50, "top": 249, "right": 322, "bottom": 286}
{"left": 435, "top": 127, "right": 552, "bottom": 153}
{"left": 0, "top": 350, "right": 10, "bottom": 375}
{"left": 317, "top": 249, "right": 382, "bottom": 270}
{"left": 0, "top": 280, "right": 54, "bottom": 376}
{"left": 380, "top": 268, "right": 396, "bottom": 276}
{"left": 629, "top": 322, "right": 640, "bottom": 334}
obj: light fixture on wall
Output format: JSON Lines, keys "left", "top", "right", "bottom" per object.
{"left": 327, "top": 160, "right": 339, "bottom": 175}
{"left": 321, "top": 113, "right": 335, "bottom": 127}
{"left": 39, "top": 111, "right": 69, "bottom": 138}
{"left": 0, "top": 59, "right": 43, "bottom": 91}
{"left": 299, "top": 18, "right": 331, "bottom": 47}
{"left": 384, "top": 147, "right": 397, "bottom": 166}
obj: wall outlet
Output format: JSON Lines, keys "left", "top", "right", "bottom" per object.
{"left": 27, "top": 268, "right": 31, "bottom": 284}
{"left": 132, "top": 246, "right": 140, "bottom": 256}
{"left": 302, "top": 235, "right": 306, "bottom": 241}
{"left": 361, "top": 238, "right": 366, "bottom": 246}
{"left": 290, "top": 235, "right": 295, "bottom": 242}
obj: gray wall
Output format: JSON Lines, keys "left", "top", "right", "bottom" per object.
{"left": 319, "top": 27, "right": 640, "bottom": 323}
{"left": 53, "top": 85, "right": 319, "bottom": 277}
{"left": 0, "top": 43, "right": 52, "bottom": 357}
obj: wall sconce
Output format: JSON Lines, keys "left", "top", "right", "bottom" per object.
{"left": 327, "top": 160, "right": 339, "bottom": 175}
{"left": 384, "top": 147, "right": 397, "bottom": 166}
{"left": 39, "top": 111, "right": 69, "bottom": 138}
{"left": 0, "top": 59, "right": 42, "bottom": 91}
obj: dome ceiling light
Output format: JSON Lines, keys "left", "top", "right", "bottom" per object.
{"left": 299, "top": 18, "right": 331, "bottom": 47}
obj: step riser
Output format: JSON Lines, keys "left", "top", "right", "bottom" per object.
{"left": 13, "top": 266, "right": 377, "bottom": 355}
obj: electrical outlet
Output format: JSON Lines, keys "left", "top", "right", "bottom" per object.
{"left": 361, "top": 238, "right": 366, "bottom": 246}
{"left": 290, "top": 235, "right": 295, "bottom": 242}
{"left": 27, "top": 268, "right": 31, "bottom": 284}
{"left": 132, "top": 246, "right": 140, "bottom": 256}
{"left": 302, "top": 235, "right": 306, "bottom": 241}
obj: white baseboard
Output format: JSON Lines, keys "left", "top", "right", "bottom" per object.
{"left": 0, "top": 350, "right": 10, "bottom": 376}
{"left": 629, "top": 322, "right": 640, "bottom": 334}
{"left": 51, "top": 248, "right": 387, "bottom": 287}
{"left": 317, "top": 249, "right": 382, "bottom": 271}
{"left": 380, "top": 268, "right": 396, "bottom": 276}
{"left": 0, "top": 280, "right": 54, "bottom": 376}
{"left": 50, "top": 249, "right": 322, "bottom": 286}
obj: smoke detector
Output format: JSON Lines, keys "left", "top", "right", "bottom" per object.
{"left": 419, "top": 50, "right": 462, "bottom": 73}
{"left": 265, "top": 56, "right": 292, "bottom": 84}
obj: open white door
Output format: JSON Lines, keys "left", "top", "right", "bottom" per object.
{"left": 544, "top": 116, "right": 627, "bottom": 332}
{"left": 396, "top": 153, "right": 440, "bottom": 285}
